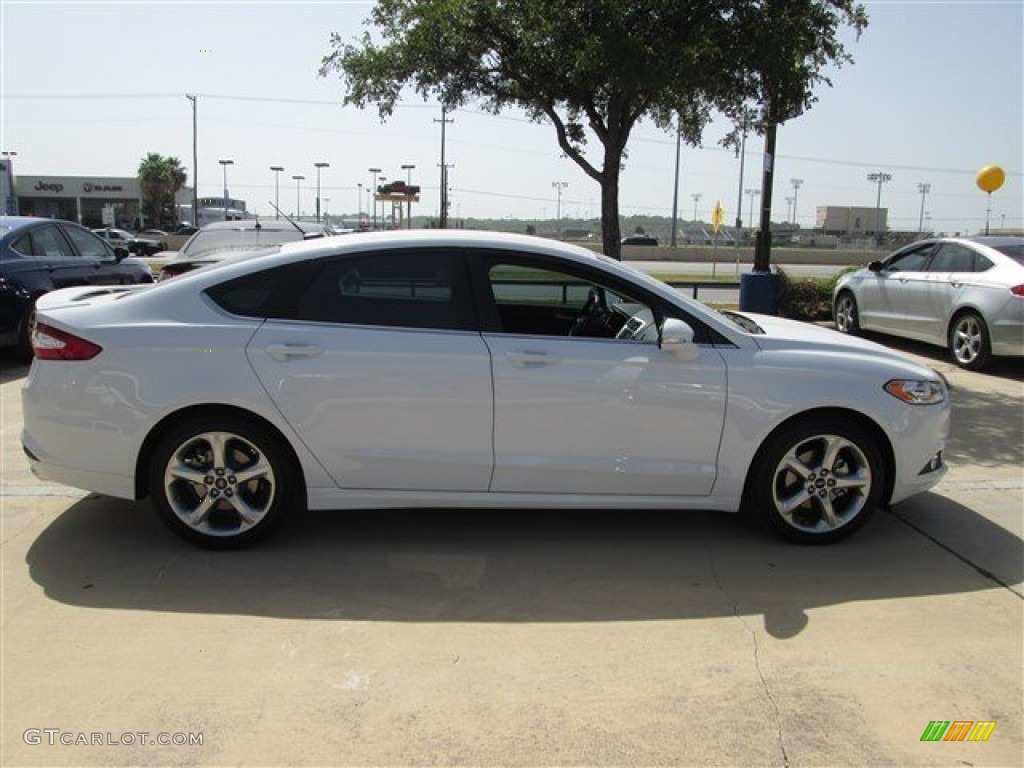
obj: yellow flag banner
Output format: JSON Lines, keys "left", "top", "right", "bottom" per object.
{"left": 711, "top": 201, "right": 725, "bottom": 233}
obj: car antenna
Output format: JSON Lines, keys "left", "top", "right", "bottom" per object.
{"left": 267, "top": 201, "right": 305, "bottom": 234}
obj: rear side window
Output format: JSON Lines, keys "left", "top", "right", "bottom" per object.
{"left": 63, "top": 225, "right": 114, "bottom": 260}
{"left": 928, "top": 243, "right": 975, "bottom": 273}
{"left": 206, "top": 263, "right": 299, "bottom": 317}
{"left": 291, "top": 251, "right": 467, "bottom": 331}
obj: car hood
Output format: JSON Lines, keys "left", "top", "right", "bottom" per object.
{"left": 735, "top": 312, "right": 941, "bottom": 377}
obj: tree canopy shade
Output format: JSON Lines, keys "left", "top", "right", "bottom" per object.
{"left": 321, "top": 0, "right": 867, "bottom": 260}
{"left": 137, "top": 153, "right": 187, "bottom": 230}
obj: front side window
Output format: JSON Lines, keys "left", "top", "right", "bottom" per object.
{"left": 485, "top": 261, "right": 658, "bottom": 342}
{"left": 12, "top": 225, "right": 76, "bottom": 259}
{"left": 885, "top": 244, "right": 934, "bottom": 273}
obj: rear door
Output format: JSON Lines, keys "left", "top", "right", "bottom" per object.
{"left": 246, "top": 248, "right": 495, "bottom": 492}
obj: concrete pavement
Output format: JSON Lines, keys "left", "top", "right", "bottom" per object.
{"left": 1, "top": 339, "right": 1021, "bottom": 767}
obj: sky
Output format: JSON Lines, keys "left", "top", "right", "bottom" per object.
{"left": 1, "top": 0, "right": 1021, "bottom": 235}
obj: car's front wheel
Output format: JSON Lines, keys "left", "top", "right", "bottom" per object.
{"left": 746, "top": 416, "right": 885, "bottom": 544}
{"left": 948, "top": 311, "right": 992, "bottom": 370}
{"left": 833, "top": 291, "right": 860, "bottom": 335}
{"left": 149, "top": 415, "right": 300, "bottom": 548}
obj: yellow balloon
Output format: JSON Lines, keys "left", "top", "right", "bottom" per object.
{"left": 976, "top": 165, "right": 1005, "bottom": 194}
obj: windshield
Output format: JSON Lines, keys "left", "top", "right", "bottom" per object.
{"left": 179, "top": 228, "right": 306, "bottom": 259}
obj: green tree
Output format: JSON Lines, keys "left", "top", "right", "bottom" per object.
{"left": 137, "top": 153, "right": 187, "bottom": 230}
{"left": 321, "top": 0, "right": 866, "bottom": 260}
{"left": 722, "top": 1, "right": 867, "bottom": 270}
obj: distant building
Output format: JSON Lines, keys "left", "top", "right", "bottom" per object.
{"left": 11, "top": 174, "right": 193, "bottom": 229}
{"left": 817, "top": 206, "right": 888, "bottom": 236}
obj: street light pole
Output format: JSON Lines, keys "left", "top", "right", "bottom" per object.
{"left": 867, "top": 171, "right": 893, "bottom": 245}
{"left": 401, "top": 163, "right": 416, "bottom": 229}
{"left": 218, "top": 159, "right": 233, "bottom": 221}
{"left": 790, "top": 178, "right": 803, "bottom": 226}
{"left": 357, "top": 183, "right": 363, "bottom": 225}
{"left": 185, "top": 95, "right": 198, "bottom": 227}
{"left": 368, "top": 167, "right": 381, "bottom": 230}
{"left": 314, "top": 162, "right": 329, "bottom": 223}
{"left": 691, "top": 192, "right": 702, "bottom": 222}
{"left": 292, "top": 175, "right": 304, "bottom": 218}
{"left": 917, "top": 182, "right": 931, "bottom": 234}
{"left": 270, "top": 166, "right": 284, "bottom": 219}
{"left": 744, "top": 188, "right": 760, "bottom": 233}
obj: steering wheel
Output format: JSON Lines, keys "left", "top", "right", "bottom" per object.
{"left": 569, "top": 287, "right": 609, "bottom": 337}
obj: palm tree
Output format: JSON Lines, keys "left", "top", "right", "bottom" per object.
{"left": 138, "top": 153, "right": 188, "bottom": 230}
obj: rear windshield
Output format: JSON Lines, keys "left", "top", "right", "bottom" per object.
{"left": 179, "top": 228, "right": 305, "bottom": 259}
{"left": 991, "top": 243, "right": 1024, "bottom": 265}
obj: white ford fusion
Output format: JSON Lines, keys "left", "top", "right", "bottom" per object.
{"left": 22, "top": 231, "right": 949, "bottom": 548}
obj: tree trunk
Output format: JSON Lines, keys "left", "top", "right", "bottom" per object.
{"left": 600, "top": 145, "right": 623, "bottom": 260}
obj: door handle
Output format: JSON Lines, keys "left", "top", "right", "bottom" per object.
{"left": 264, "top": 343, "right": 324, "bottom": 361}
{"left": 950, "top": 281, "right": 963, "bottom": 288}
{"left": 505, "top": 350, "right": 558, "bottom": 368}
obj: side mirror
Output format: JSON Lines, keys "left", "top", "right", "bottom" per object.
{"left": 113, "top": 246, "right": 129, "bottom": 262}
{"left": 660, "top": 317, "right": 699, "bottom": 360}
{"left": 868, "top": 260, "right": 883, "bottom": 272}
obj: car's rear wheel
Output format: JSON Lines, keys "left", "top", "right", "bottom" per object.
{"left": 948, "top": 311, "right": 991, "bottom": 371}
{"left": 149, "top": 415, "right": 300, "bottom": 548}
{"left": 833, "top": 291, "right": 860, "bottom": 335}
{"left": 746, "top": 416, "right": 885, "bottom": 544}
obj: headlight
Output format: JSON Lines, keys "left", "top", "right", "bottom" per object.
{"left": 884, "top": 379, "right": 946, "bottom": 405}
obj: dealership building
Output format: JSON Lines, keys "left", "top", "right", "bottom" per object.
{"left": 3, "top": 167, "right": 194, "bottom": 229}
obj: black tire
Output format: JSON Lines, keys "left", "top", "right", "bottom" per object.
{"left": 744, "top": 416, "right": 885, "bottom": 544}
{"left": 148, "top": 414, "right": 301, "bottom": 548}
{"left": 948, "top": 311, "right": 992, "bottom": 371}
{"left": 833, "top": 291, "right": 861, "bottom": 335}
{"left": 13, "top": 303, "right": 37, "bottom": 362}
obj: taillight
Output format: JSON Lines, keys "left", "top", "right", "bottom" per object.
{"left": 1011, "top": 284, "right": 1024, "bottom": 297}
{"left": 32, "top": 323, "right": 102, "bottom": 360}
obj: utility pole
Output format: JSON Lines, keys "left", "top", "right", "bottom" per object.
{"left": 917, "top": 182, "right": 931, "bottom": 234}
{"left": 691, "top": 193, "right": 702, "bottom": 222}
{"left": 552, "top": 181, "right": 568, "bottom": 234}
{"left": 435, "top": 107, "right": 454, "bottom": 228}
{"left": 670, "top": 124, "right": 682, "bottom": 247}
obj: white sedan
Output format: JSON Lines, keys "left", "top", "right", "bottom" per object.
{"left": 22, "top": 231, "right": 949, "bottom": 548}
{"left": 833, "top": 236, "right": 1024, "bottom": 370}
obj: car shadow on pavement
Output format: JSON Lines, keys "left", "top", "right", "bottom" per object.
{"left": 856, "top": 331, "right": 1024, "bottom": 382}
{"left": 26, "top": 494, "right": 1022, "bottom": 640}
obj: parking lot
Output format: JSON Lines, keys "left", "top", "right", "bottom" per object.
{"left": 1, "top": 336, "right": 1021, "bottom": 767}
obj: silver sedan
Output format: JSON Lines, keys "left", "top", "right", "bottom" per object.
{"left": 833, "top": 236, "right": 1024, "bottom": 370}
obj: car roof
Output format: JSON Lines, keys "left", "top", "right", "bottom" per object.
{"left": 0, "top": 215, "right": 74, "bottom": 234}
{"left": 276, "top": 228, "right": 605, "bottom": 261}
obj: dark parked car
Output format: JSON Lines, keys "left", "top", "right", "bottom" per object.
{"left": 621, "top": 234, "right": 659, "bottom": 246}
{"left": 92, "top": 227, "right": 168, "bottom": 257}
{"left": 1, "top": 217, "right": 153, "bottom": 359}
